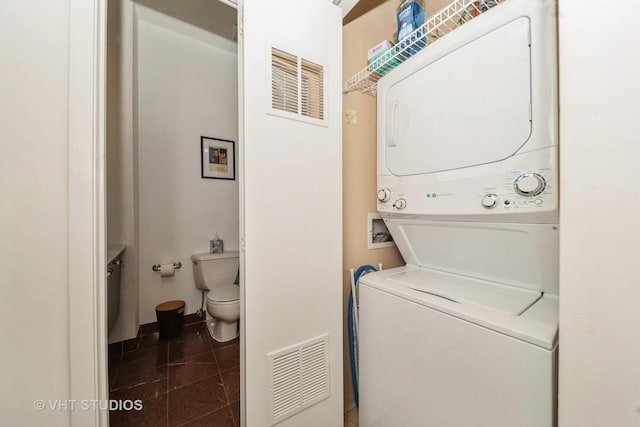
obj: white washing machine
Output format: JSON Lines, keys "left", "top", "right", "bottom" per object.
{"left": 358, "top": 222, "right": 559, "bottom": 427}
{"left": 359, "top": 0, "right": 558, "bottom": 426}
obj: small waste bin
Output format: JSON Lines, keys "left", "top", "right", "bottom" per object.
{"left": 155, "top": 300, "right": 185, "bottom": 340}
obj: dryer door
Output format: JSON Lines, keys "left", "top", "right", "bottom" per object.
{"left": 384, "top": 17, "right": 531, "bottom": 176}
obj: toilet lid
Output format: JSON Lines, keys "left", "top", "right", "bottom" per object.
{"left": 207, "top": 284, "right": 239, "bottom": 302}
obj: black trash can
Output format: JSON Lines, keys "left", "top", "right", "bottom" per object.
{"left": 155, "top": 300, "right": 185, "bottom": 340}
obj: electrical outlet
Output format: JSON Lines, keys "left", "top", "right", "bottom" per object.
{"left": 345, "top": 109, "right": 358, "bottom": 124}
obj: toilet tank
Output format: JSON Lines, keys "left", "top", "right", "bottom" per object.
{"left": 191, "top": 251, "right": 239, "bottom": 291}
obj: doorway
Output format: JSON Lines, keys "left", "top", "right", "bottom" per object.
{"left": 106, "top": 1, "right": 241, "bottom": 425}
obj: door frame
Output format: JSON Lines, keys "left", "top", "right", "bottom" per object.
{"left": 237, "top": 2, "right": 247, "bottom": 425}
{"left": 68, "top": 0, "right": 109, "bottom": 425}
{"left": 70, "top": 1, "right": 245, "bottom": 425}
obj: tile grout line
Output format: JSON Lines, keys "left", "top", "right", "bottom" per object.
{"left": 211, "top": 331, "right": 237, "bottom": 427}
{"left": 210, "top": 333, "right": 233, "bottom": 408}
{"left": 230, "top": 403, "right": 238, "bottom": 427}
{"left": 219, "top": 371, "right": 233, "bottom": 423}
{"left": 168, "top": 320, "right": 210, "bottom": 427}
{"left": 218, "top": 341, "right": 241, "bottom": 427}
{"left": 170, "top": 375, "right": 229, "bottom": 426}
{"left": 110, "top": 354, "right": 121, "bottom": 393}
{"left": 174, "top": 406, "right": 229, "bottom": 427}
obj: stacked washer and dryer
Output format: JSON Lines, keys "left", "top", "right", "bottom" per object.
{"left": 359, "top": 0, "right": 558, "bottom": 426}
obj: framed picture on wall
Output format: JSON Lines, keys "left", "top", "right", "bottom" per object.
{"left": 201, "top": 136, "right": 235, "bottom": 180}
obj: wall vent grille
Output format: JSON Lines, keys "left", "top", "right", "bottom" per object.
{"left": 271, "top": 48, "right": 299, "bottom": 115}
{"left": 268, "top": 334, "right": 330, "bottom": 425}
{"left": 301, "top": 59, "right": 325, "bottom": 120}
{"left": 270, "top": 47, "right": 326, "bottom": 124}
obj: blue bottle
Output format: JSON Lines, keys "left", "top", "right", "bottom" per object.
{"left": 396, "top": 1, "right": 426, "bottom": 57}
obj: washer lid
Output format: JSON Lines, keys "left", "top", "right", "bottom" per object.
{"left": 359, "top": 265, "right": 558, "bottom": 350}
{"left": 388, "top": 269, "right": 540, "bottom": 316}
{"left": 384, "top": 219, "right": 559, "bottom": 295}
{"left": 207, "top": 284, "right": 239, "bottom": 302}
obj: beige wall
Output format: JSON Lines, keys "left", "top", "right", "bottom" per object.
{"left": 342, "top": 2, "right": 404, "bottom": 411}
{"left": 341, "top": 0, "right": 456, "bottom": 411}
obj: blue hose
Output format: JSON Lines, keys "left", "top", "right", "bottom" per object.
{"left": 348, "top": 264, "right": 377, "bottom": 408}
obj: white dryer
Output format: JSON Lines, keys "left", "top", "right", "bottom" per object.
{"left": 359, "top": 0, "right": 558, "bottom": 426}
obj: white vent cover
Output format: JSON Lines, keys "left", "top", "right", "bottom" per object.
{"left": 268, "top": 334, "right": 330, "bottom": 425}
{"left": 270, "top": 47, "right": 326, "bottom": 124}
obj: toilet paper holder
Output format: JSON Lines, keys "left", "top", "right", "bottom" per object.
{"left": 152, "top": 262, "right": 182, "bottom": 272}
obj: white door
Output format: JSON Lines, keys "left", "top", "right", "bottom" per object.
{"left": 239, "top": 1, "right": 343, "bottom": 426}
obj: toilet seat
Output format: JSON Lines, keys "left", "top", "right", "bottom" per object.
{"left": 207, "top": 284, "right": 239, "bottom": 304}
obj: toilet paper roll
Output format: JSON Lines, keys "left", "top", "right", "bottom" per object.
{"left": 159, "top": 263, "right": 175, "bottom": 278}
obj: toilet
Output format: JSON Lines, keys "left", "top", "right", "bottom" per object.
{"left": 191, "top": 251, "right": 240, "bottom": 342}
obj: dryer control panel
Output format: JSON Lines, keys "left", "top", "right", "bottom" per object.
{"left": 377, "top": 149, "right": 558, "bottom": 221}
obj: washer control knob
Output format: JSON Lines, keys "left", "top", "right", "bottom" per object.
{"left": 394, "top": 198, "right": 407, "bottom": 210}
{"left": 377, "top": 188, "right": 391, "bottom": 202}
{"left": 481, "top": 193, "right": 498, "bottom": 208}
{"left": 514, "top": 173, "right": 546, "bottom": 197}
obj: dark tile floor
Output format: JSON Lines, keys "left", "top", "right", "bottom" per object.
{"left": 109, "top": 314, "right": 240, "bottom": 427}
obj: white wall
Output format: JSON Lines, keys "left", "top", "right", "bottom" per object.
{"left": 1, "top": 1, "right": 106, "bottom": 425}
{"left": 558, "top": 1, "right": 640, "bottom": 425}
{"left": 135, "top": 6, "right": 239, "bottom": 324}
{"left": 0, "top": 2, "right": 70, "bottom": 425}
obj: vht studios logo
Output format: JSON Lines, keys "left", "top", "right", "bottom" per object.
{"left": 33, "top": 399, "right": 143, "bottom": 411}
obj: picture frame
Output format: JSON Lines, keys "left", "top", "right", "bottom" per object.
{"left": 201, "top": 136, "right": 235, "bottom": 180}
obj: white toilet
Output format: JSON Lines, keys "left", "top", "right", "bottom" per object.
{"left": 191, "top": 251, "right": 240, "bottom": 342}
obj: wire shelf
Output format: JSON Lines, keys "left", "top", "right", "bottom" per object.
{"left": 343, "top": 0, "right": 505, "bottom": 96}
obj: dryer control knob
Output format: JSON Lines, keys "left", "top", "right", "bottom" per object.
{"left": 514, "top": 173, "right": 546, "bottom": 197}
{"left": 482, "top": 193, "right": 498, "bottom": 208}
{"left": 393, "top": 198, "right": 407, "bottom": 210}
{"left": 377, "top": 188, "right": 391, "bottom": 202}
